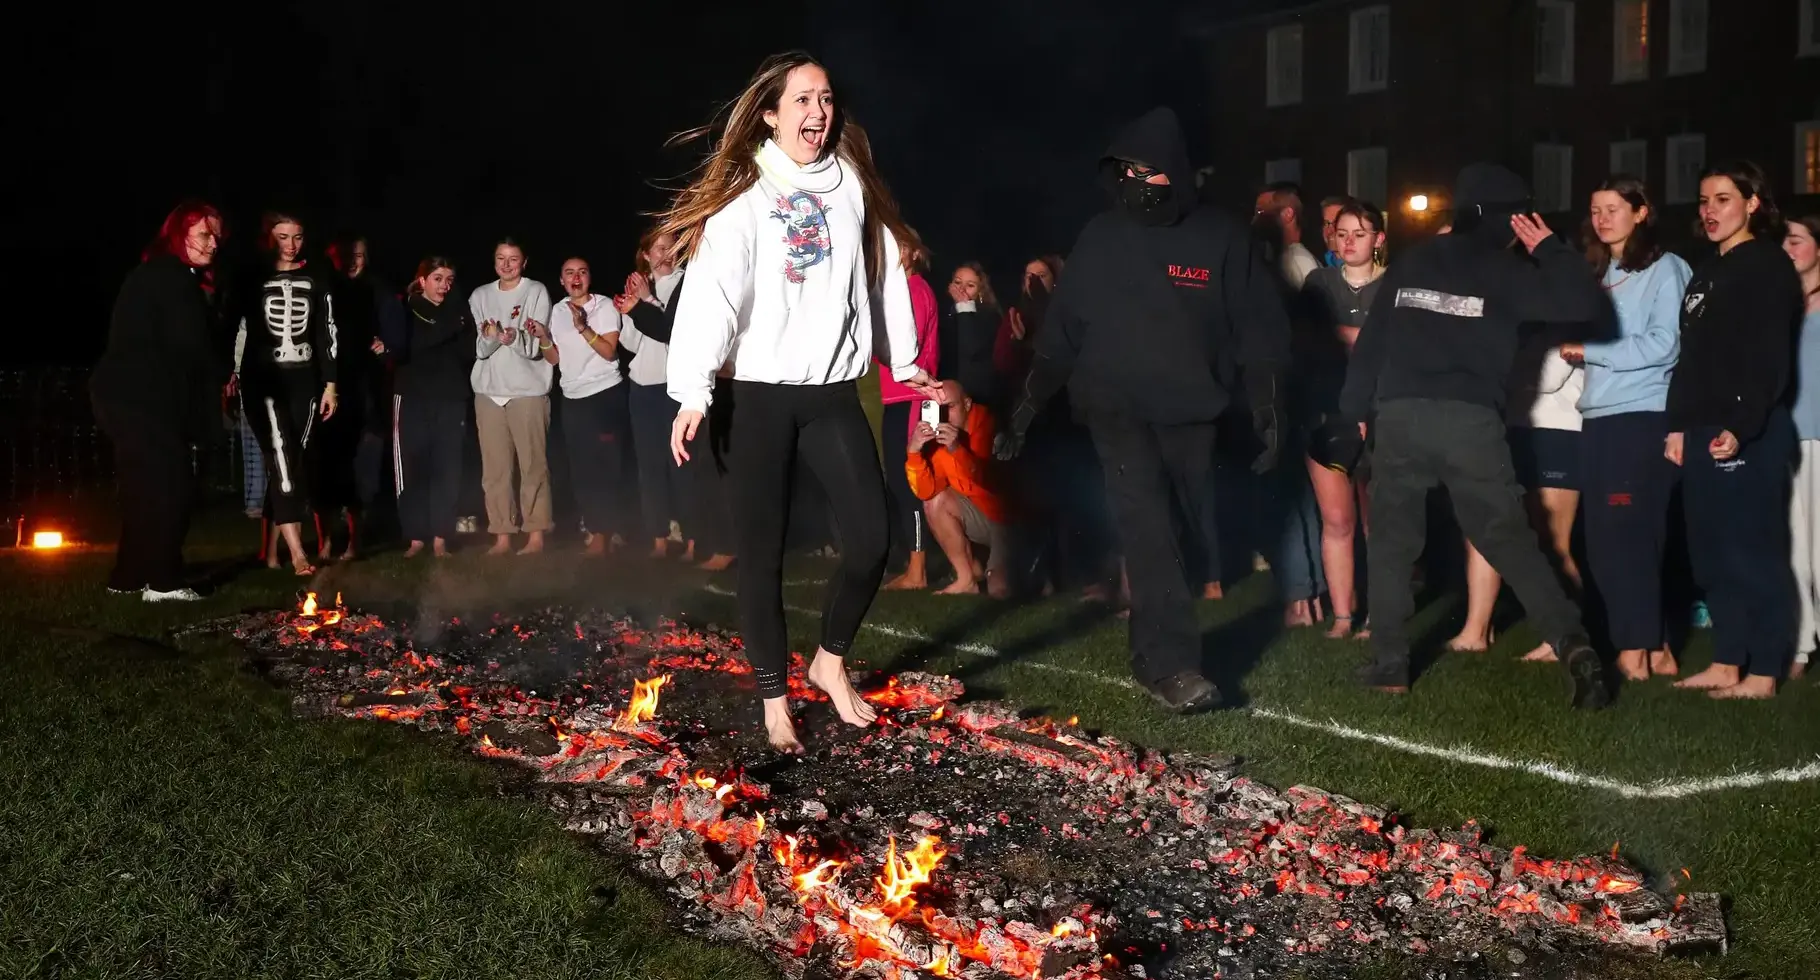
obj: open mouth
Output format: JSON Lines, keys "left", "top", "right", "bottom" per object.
{"left": 802, "top": 123, "right": 825, "bottom": 147}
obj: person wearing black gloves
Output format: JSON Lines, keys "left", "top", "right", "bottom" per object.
{"left": 1003, "top": 106, "right": 1291, "bottom": 712}
{"left": 1339, "top": 162, "right": 1608, "bottom": 708}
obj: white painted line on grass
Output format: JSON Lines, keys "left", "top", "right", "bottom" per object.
{"left": 700, "top": 584, "right": 1820, "bottom": 799}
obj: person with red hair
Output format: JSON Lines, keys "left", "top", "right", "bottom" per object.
{"left": 91, "top": 201, "right": 228, "bottom": 601}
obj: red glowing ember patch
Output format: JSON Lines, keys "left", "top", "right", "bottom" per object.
{"left": 233, "top": 603, "right": 1728, "bottom": 978}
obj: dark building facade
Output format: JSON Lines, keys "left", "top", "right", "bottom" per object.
{"left": 1192, "top": 0, "right": 1820, "bottom": 244}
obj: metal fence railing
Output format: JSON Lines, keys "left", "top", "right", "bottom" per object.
{"left": 0, "top": 367, "right": 242, "bottom": 519}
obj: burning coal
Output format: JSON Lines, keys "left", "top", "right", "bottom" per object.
{"left": 231, "top": 596, "right": 1726, "bottom": 979}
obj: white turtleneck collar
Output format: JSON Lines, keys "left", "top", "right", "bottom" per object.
{"left": 756, "top": 139, "right": 844, "bottom": 195}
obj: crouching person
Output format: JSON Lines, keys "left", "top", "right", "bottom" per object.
{"left": 908, "top": 380, "right": 1012, "bottom": 597}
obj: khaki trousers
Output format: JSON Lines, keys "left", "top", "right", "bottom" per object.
{"left": 474, "top": 395, "right": 552, "bottom": 534}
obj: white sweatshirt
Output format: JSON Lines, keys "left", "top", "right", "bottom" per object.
{"left": 1507, "top": 346, "right": 1585, "bottom": 431}
{"left": 468, "top": 278, "right": 554, "bottom": 404}
{"left": 620, "top": 268, "right": 683, "bottom": 387}
{"left": 547, "top": 293, "right": 626, "bottom": 399}
{"left": 665, "top": 139, "right": 922, "bottom": 415}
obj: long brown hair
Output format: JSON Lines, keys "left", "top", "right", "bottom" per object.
{"left": 633, "top": 226, "right": 674, "bottom": 278}
{"left": 1698, "top": 159, "right": 1782, "bottom": 239}
{"left": 655, "top": 51, "right": 916, "bottom": 288}
{"left": 1582, "top": 174, "right": 1664, "bottom": 273}
{"left": 955, "top": 261, "right": 999, "bottom": 311}
{"left": 407, "top": 256, "right": 455, "bottom": 296}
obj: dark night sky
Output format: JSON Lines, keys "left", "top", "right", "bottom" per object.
{"left": 19, "top": 0, "right": 1233, "bottom": 364}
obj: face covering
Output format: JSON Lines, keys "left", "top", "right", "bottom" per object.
{"left": 1119, "top": 174, "right": 1173, "bottom": 217}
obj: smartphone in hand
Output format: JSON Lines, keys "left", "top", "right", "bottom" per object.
{"left": 920, "top": 399, "right": 943, "bottom": 427}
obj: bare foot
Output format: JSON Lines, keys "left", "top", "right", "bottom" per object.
{"left": 806, "top": 649, "right": 877, "bottom": 727}
{"left": 1521, "top": 642, "right": 1558, "bottom": 663}
{"left": 1708, "top": 674, "right": 1777, "bottom": 699}
{"left": 1792, "top": 659, "right": 1809, "bottom": 680}
{"left": 648, "top": 538, "right": 669, "bottom": 559}
{"left": 1284, "top": 600, "right": 1313, "bottom": 628}
{"left": 681, "top": 540, "right": 696, "bottom": 562}
{"left": 762, "top": 697, "right": 804, "bottom": 754}
{"left": 584, "top": 533, "right": 608, "bottom": 557}
{"left": 1447, "top": 632, "right": 1490, "bottom": 653}
{"left": 517, "top": 531, "right": 545, "bottom": 556}
{"left": 1327, "top": 615, "right": 1357, "bottom": 640}
{"left": 986, "top": 570, "right": 1012, "bottom": 600}
{"left": 1080, "top": 583, "right": 1112, "bottom": 603}
{"left": 338, "top": 548, "right": 356, "bottom": 562}
{"left": 317, "top": 543, "right": 333, "bottom": 562}
{"left": 698, "top": 553, "right": 735, "bottom": 572}
{"left": 487, "top": 535, "right": 513, "bottom": 556}
{"left": 1203, "top": 582, "right": 1224, "bottom": 600}
{"left": 1616, "top": 649, "right": 1649, "bottom": 681}
{"left": 935, "top": 577, "right": 981, "bottom": 596}
{"left": 432, "top": 537, "right": 451, "bottom": 558}
{"left": 1650, "top": 647, "right": 1680, "bottom": 676}
{"left": 292, "top": 562, "right": 317, "bottom": 577}
{"left": 403, "top": 541, "right": 425, "bottom": 558}
{"left": 1675, "top": 664, "right": 1741, "bottom": 690}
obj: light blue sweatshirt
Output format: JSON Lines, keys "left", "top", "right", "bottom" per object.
{"left": 1791, "top": 309, "right": 1820, "bottom": 439}
{"left": 1577, "top": 253, "right": 1692, "bottom": 419}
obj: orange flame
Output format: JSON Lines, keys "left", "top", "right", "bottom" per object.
{"left": 615, "top": 674, "right": 671, "bottom": 730}
{"left": 875, "top": 835, "right": 947, "bottom": 916}
{"left": 301, "top": 592, "right": 318, "bottom": 616}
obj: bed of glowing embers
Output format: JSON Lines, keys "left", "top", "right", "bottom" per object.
{"left": 228, "top": 595, "right": 1726, "bottom": 979}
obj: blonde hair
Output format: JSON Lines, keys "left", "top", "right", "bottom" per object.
{"left": 655, "top": 51, "right": 917, "bottom": 288}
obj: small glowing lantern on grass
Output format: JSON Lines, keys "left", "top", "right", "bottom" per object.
{"left": 31, "top": 531, "right": 65, "bottom": 549}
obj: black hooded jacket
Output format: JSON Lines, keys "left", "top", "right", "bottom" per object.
{"left": 1339, "top": 163, "right": 1607, "bottom": 422}
{"left": 1011, "top": 108, "right": 1289, "bottom": 430}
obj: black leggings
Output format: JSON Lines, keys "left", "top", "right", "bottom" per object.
{"left": 630, "top": 382, "right": 684, "bottom": 541}
{"left": 881, "top": 401, "right": 924, "bottom": 559}
{"left": 726, "top": 380, "right": 890, "bottom": 698}
{"left": 246, "top": 380, "right": 320, "bottom": 526}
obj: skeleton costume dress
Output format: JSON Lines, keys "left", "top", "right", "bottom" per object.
{"left": 235, "top": 264, "right": 338, "bottom": 526}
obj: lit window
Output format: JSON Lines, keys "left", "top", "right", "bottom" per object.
{"left": 1266, "top": 24, "right": 1304, "bottom": 107}
{"left": 1347, "top": 147, "right": 1388, "bottom": 209}
{"left": 1797, "top": 121, "right": 1820, "bottom": 195}
{"left": 1613, "top": 0, "right": 1649, "bottom": 82}
{"left": 1667, "top": 0, "right": 1707, "bottom": 75}
{"left": 1665, "top": 134, "right": 1705, "bottom": 205}
{"left": 1609, "top": 139, "right": 1648, "bottom": 182}
{"left": 1349, "top": 5, "right": 1391, "bottom": 93}
{"left": 1533, "top": 144, "right": 1574, "bottom": 213}
{"left": 1535, "top": 0, "right": 1576, "bottom": 86}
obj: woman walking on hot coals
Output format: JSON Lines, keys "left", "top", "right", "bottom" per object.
{"left": 543, "top": 256, "right": 629, "bottom": 557}
{"left": 395, "top": 257, "right": 476, "bottom": 558}
{"left": 1554, "top": 176, "right": 1691, "bottom": 681}
{"left": 1781, "top": 214, "right": 1820, "bottom": 680}
{"left": 232, "top": 212, "right": 339, "bottom": 577}
{"left": 1668, "top": 162, "right": 1806, "bottom": 699}
{"left": 1300, "top": 201, "right": 1385, "bottom": 638}
{"left": 93, "top": 201, "right": 228, "bottom": 601}
{"left": 661, "top": 51, "right": 939, "bottom": 752}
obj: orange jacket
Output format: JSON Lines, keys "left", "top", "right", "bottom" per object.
{"left": 905, "top": 402, "right": 1008, "bottom": 525}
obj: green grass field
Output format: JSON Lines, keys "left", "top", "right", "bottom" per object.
{"left": 2, "top": 508, "right": 1817, "bottom": 979}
